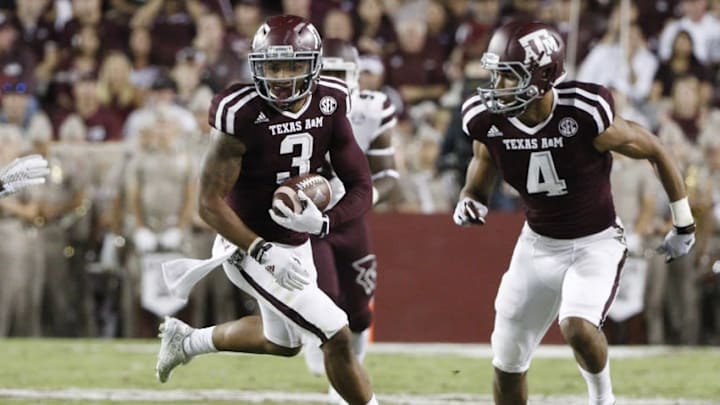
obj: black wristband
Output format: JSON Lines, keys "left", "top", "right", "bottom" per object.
{"left": 675, "top": 223, "right": 696, "bottom": 235}
{"left": 317, "top": 216, "right": 330, "bottom": 238}
{"left": 249, "top": 238, "right": 271, "bottom": 262}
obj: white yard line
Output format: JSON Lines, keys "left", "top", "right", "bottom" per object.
{"left": 112, "top": 340, "right": 680, "bottom": 359}
{"left": 367, "top": 343, "right": 682, "bottom": 358}
{"left": 112, "top": 342, "right": 682, "bottom": 359}
{"left": 0, "top": 388, "right": 716, "bottom": 405}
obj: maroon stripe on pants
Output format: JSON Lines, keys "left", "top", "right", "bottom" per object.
{"left": 598, "top": 249, "right": 628, "bottom": 329}
{"left": 239, "top": 269, "right": 329, "bottom": 344}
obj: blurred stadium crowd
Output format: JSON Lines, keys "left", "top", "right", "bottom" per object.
{"left": 0, "top": 0, "right": 719, "bottom": 346}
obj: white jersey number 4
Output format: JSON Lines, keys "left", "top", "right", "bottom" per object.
{"left": 526, "top": 151, "right": 567, "bottom": 196}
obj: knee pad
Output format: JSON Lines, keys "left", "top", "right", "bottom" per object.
{"left": 491, "top": 318, "right": 536, "bottom": 374}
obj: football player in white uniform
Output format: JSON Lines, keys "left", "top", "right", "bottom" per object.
{"left": 320, "top": 39, "right": 399, "bottom": 209}
{"left": 303, "top": 39, "right": 399, "bottom": 404}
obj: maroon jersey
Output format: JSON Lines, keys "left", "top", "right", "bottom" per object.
{"left": 461, "top": 81, "right": 616, "bottom": 239}
{"left": 208, "top": 77, "right": 372, "bottom": 245}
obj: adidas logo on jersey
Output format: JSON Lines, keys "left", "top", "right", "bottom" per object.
{"left": 487, "top": 125, "right": 504, "bottom": 137}
{"left": 254, "top": 112, "right": 269, "bottom": 124}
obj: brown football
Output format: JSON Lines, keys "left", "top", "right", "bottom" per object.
{"left": 272, "top": 173, "right": 332, "bottom": 216}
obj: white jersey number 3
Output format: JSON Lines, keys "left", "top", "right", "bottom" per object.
{"left": 526, "top": 151, "right": 567, "bottom": 196}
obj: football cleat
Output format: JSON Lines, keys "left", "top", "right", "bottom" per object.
{"left": 155, "top": 316, "right": 193, "bottom": 383}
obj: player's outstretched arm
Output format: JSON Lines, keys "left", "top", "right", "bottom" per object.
{"left": 367, "top": 129, "right": 399, "bottom": 205}
{"left": 454, "top": 141, "right": 497, "bottom": 226}
{"left": 594, "top": 116, "right": 695, "bottom": 261}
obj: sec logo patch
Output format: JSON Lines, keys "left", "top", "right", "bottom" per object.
{"left": 319, "top": 96, "right": 337, "bottom": 115}
{"left": 558, "top": 117, "right": 578, "bottom": 137}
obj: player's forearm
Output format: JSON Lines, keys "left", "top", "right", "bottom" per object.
{"left": 650, "top": 148, "right": 687, "bottom": 204}
{"left": 327, "top": 173, "right": 372, "bottom": 228}
{"left": 328, "top": 120, "right": 374, "bottom": 225}
{"left": 198, "top": 195, "right": 258, "bottom": 251}
{"left": 460, "top": 162, "right": 494, "bottom": 205}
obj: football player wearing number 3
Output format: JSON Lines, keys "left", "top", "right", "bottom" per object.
{"left": 154, "top": 15, "right": 378, "bottom": 405}
{"left": 458, "top": 21, "right": 695, "bottom": 405}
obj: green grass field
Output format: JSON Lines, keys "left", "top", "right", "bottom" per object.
{"left": 1, "top": 340, "right": 719, "bottom": 404}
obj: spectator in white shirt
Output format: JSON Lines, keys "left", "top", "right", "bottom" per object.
{"left": 658, "top": 0, "right": 717, "bottom": 64}
{"left": 577, "top": 22, "right": 658, "bottom": 103}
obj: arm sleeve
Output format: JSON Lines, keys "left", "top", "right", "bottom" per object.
{"left": 594, "top": 85, "right": 615, "bottom": 136}
{"left": 326, "top": 115, "right": 373, "bottom": 227}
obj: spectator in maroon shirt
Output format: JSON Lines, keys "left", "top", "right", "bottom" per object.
{"left": 0, "top": 11, "right": 36, "bottom": 94}
{"left": 225, "top": 0, "right": 264, "bottom": 62}
{"left": 47, "top": 24, "right": 101, "bottom": 114}
{"left": 353, "top": 0, "right": 398, "bottom": 56}
{"left": 425, "top": 0, "right": 457, "bottom": 60}
{"left": 53, "top": 0, "right": 128, "bottom": 58}
{"left": 383, "top": 19, "right": 448, "bottom": 107}
{"left": 130, "top": 0, "right": 203, "bottom": 68}
{"left": 191, "top": 12, "right": 247, "bottom": 92}
{"left": 15, "top": 0, "right": 58, "bottom": 87}
{"left": 56, "top": 73, "right": 123, "bottom": 142}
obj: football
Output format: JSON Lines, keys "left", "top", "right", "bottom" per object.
{"left": 272, "top": 173, "right": 332, "bottom": 215}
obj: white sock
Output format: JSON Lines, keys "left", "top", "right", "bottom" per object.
{"left": 182, "top": 326, "right": 217, "bottom": 357}
{"left": 303, "top": 339, "right": 326, "bottom": 376}
{"left": 578, "top": 360, "right": 615, "bottom": 405}
{"left": 351, "top": 330, "right": 370, "bottom": 363}
{"left": 364, "top": 394, "right": 378, "bottom": 405}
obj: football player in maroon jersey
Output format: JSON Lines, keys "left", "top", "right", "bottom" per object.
{"left": 155, "top": 15, "right": 378, "bottom": 405}
{"left": 458, "top": 21, "right": 695, "bottom": 405}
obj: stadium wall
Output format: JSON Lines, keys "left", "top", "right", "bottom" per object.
{"left": 369, "top": 212, "right": 564, "bottom": 344}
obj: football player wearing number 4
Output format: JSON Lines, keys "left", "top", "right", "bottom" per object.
{"left": 457, "top": 21, "right": 695, "bottom": 405}
{"left": 154, "top": 15, "right": 378, "bottom": 405}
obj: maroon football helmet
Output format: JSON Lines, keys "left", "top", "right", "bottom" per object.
{"left": 249, "top": 15, "right": 323, "bottom": 108}
{"left": 321, "top": 39, "right": 360, "bottom": 93}
{"left": 477, "top": 21, "right": 566, "bottom": 116}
